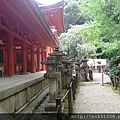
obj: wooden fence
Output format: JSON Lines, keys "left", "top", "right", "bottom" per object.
{"left": 114, "top": 75, "right": 120, "bottom": 92}
{"left": 55, "top": 76, "right": 78, "bottom": 120}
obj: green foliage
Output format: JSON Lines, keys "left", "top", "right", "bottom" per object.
{"left": 59, "top": 25, "right": 96, "bottom": 59}
{"left": 78, "top": 0, "right": 120, "bottom": 80}
{"left": 64, "top": 0, "right": 92, "bottom": 30}
{"left": 78, "top": 0, "right": 120, "bottom": 58}
{"left": 108, "top": 56, "right": 120, "bottom": 86}
{"left": 64, "top": 0, "right": 80, "bottom": 30}
{"left": 76, "top": 43, "right": 96, "bottom": 58}
{"left": 115, "top": 56, "right": 120, "bottom": 61}
{"left": 108, "top": 57, "right": 117, "bottom": 80}
{"left": 77, "top": 21, "right": 102, "bottom": 44}
{"left": 61, "top": 0, "right": 120, "bottom": 77}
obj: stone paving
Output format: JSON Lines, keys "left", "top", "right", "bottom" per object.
{"left": 74, "top": 73, "right": 120, "bottom": 113}
{"left": 0, "top": 71, "right": 46, "bottom": 89}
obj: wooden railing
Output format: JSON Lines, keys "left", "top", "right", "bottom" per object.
{"left": 114, "top": 75, "right": 120, "bottom": 92}
{"left": 55, "top": 76, "right": 78, "bottom": 120}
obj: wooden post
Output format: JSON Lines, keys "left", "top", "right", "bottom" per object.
{"left": 84, "top": 67, "right": 87, "bottom": 80}
{"left": 102, "top": 68, "right": 104, "bottom": 86}
{"left": 98, "top": 65, "right": 101, "bottom": 73}
{"left": 72, "top": 79, "right": 75, "bottom": 100}
{"left": 56, "top": 98, "right": 62, "bottom": 120}
{"left": 76, "top": 74, "right": 78, "bottom": 88}
{"left": 89, "top": 69, "right": 93, "bottom": 81}
{"left": 73, "top": 76, "right": 76, "bottom": 94}
{"left": 64, "top": 72, "right": 68, "bottom": 88}
{"left": 114, "top": 75, "right": 117, "bottom": 90}
{"left": 56, "top": 98, "right": 62, "bottom": 113}
{"left": 68, "top": 86, "right": 73, "bottom": 113}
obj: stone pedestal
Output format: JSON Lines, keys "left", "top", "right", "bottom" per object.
{"left": 45, "top": 103, "right": 56, "bottom": 112}
{"left": 57, "top": 65, "right": 62, "bottom": 94}
{"left": 62, "top": 60, "right": 72, "bottom": 88}
{"left": 81, "top": 59, "right": 89, "bottom": 80}
{"left": 41, "top": 56, "right": 60, "bottom": 103}
{"left": 47, "top": 72, "right": 60, "bottom": 103}
{"left": 61, "top": 67, "right": 67, "bottom": 89}
{"left": 76, "top": 67, "right": 80, "bottom": 81}
{"left": 75, "top": 61, "right": 82, "bottom": 81}
{"left": 68, "top": 69, "right": 72, "bottom": 83}
{"left": 49, "top": 78, "right": 57, "bottom": 103}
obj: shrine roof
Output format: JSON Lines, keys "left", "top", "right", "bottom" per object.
{"left": 39, "top": 0, "right": 65, "bottom": 33}
{"left": 0, "top": 0, "right": 58, "bottom": 47}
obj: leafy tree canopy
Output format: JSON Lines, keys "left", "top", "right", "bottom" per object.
{"left": 60, "top": 0, "right": 120, "bottom": 66}
{"left": 78, "top": 0, "right": 120, "bottom": 58}
{"left": 64, "top": 0, "right": 92, "bottom": 30}
{"left": 59, "top": 25, "right": 96, "bottom": 59}
{"left": 77, "top": 0, "right": 120, "bottom": 81}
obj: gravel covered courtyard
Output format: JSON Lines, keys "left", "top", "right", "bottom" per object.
{"left": 74, "top": 73, "right": 120, "bottom": 113}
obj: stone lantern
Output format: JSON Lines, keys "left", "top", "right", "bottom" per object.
{"left": 49, "top": 46, "right": 65, "bottom": 69}
{"left": 44, "top": 56, "right": 56, "bottom": 73}
{"left": 62, "top": 56, "right": 72, "bottom": 88}
{"left": 81, "top": 59, "right": 88, "bottom": 66}
{"left": 75, "top": 60, "right": 82, "bottom": 81}
{"left": 41, "top": 55, "right": 60, "bottom": 103}
{"left": 81, "top": 59, "right": 89, "bottom": 80}
{"left": 49, "top": 46, "right": 65, "bottom": 93}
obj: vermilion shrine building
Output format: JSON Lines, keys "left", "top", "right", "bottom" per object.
{"left": 0, "top": 0, "right": 64, "bottom": 76}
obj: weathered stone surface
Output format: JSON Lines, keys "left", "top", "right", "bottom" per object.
{"left": 0, "top": 77, "right": 45, "bottom": 101}
{"left": 45, "top": 103, "right": 56, "bottom": 112}
{"left": 0, "top": 77, "right": 48, "bottom": 113}
{"left": 0, "top": 107, "right": 6, "bottom": 113}
{"left": 0, "top": 107, "right": 14, "bottom": 120}
{"left": 49, "top": 78, "right": 58, "bottom": 103}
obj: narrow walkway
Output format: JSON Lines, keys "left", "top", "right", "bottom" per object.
{"left": 0, "top": 71, "right": 46, "bottom": 86}
{"left": 74, "top": 73, "right": 120, "bottom": 113}
{"left": 0, "top": 71, "right": 46, "bottom": 91}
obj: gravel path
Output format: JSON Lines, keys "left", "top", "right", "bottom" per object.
{"left": 74, "top": 73, "right": 120, "bottom": 113}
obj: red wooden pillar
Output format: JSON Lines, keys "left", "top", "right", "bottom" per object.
{"left": 7, "top": 30, "right": 14, "bottom": 76}
{"left": 2, "top": 49, "right": 5, "bottom": 74}
{"left": 31, "top": 44, "right": 35, "bottom": 73}
{"left": 22, "top": 40, "right": 27, "bottom": 73}
{"left": 44, "top": 50, "right": 46, "bottom": 70}
{"left": 37, "top": 48, "right": 40, "bottom": 71}
{"left": 5, "top": 50, "right": 7, "bottom": 75}
{"left": 0, "top": 15, "right": 2, "bottom": 24}
{"left": 45, "top": 46, "right": 47, "bottom": 60}
{"left": 46, "top": 46, "right": 49, "bottom": 58}
{"left": 14, "top": 51, "right": 16, "bottom": 73}
{"left": 41, "top": 48, "right": 45, "bottom": 71}
{"left": 51, "top": 47, "right": 54, "bottom": 53}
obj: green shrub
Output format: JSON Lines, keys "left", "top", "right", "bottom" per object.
{"left": 108, "top": 56, "right": 120, "bottom": 86}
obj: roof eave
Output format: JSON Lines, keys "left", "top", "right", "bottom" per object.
{"left": 30, "top": 0, "right": 58, "bottom": 47}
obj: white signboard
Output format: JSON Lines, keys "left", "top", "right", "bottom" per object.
{"left": 87, "top": 59, "right": 106, "bottom": 66}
